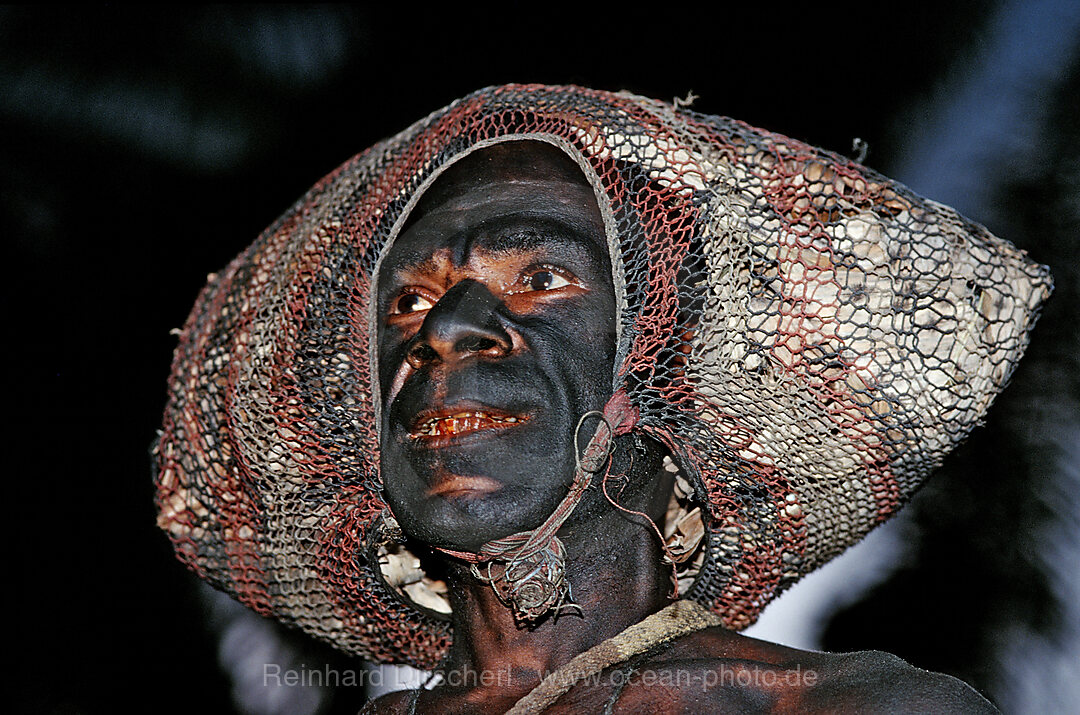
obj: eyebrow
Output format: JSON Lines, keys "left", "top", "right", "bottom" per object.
{"left": 466, "top": 213, "right": 602, "bottom": 261}
{"left": 481, "top": 226, "right": 572, "bottom": 256}
{"left": 390, "top": 212, "right": 603, "bottom": 277}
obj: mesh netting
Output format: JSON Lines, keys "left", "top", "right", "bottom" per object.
{"left": 155, "top": 84, "right": 1052, "bottom": 668}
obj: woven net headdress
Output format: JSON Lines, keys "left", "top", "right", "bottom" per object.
{"left": 155, "top": 84, "right": 1052, "bottom": 668}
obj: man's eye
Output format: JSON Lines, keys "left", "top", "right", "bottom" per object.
{"left": 394, "top": 293, "right": 434, "bottom": 314}
{"left": 526, "top": 270, "right": 571, "bottom": 291}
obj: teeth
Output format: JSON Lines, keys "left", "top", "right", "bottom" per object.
{"left": 412, "top": 411, "right": 523, "bottom": 438}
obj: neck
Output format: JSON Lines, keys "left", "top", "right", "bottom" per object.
{"left": 437, "top": 482, "right": 673, "bottom": 691}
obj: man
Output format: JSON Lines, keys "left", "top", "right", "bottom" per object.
{"left": 156, "top": 85, "right": 1050, "bottom": 712}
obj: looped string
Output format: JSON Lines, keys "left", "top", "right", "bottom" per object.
{"left": 574, "top": 410, "right": 615, "bottom": 474}
{"left": 436, "top": 389, "right": 637, "bottom": 622}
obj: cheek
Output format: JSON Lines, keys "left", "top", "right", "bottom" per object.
{"left": 528, "top": 310, "right": 616, "bottom": 406}
{"left": 558, "top": 297, "right": 616, "bottom": 365}
{"left": 375, "top": 333, "right": 398, "bottom": 396}
{"left": 376, "top": 330, "right": 418, "bottom": 411}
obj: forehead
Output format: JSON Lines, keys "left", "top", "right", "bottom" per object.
{"left": 382, "top": 182, "right": 607, "bottom": 275}
{"left": 378, "top": 142, "right": 610, "bottom": 280}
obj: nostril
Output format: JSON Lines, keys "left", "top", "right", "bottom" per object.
{"left": 408, "top": 343, "right": 440, "bottom": 366}
{"left": 457, "top": 335, "right": 500, "bottom": 354}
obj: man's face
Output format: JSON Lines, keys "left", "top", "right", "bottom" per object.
{"left": 376, "top": 142, "right": 616, "bottom": 551}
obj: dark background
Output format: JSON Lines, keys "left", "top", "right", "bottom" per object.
{"left": 6, "top": 4, "right": 1078, "bottom": 713}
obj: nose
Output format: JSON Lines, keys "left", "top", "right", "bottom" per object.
{"left": 406, "top": 280, "right": 513, "bottom": 368}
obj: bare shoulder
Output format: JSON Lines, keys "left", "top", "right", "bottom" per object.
{"left": 612, "top": 627, "right": 1000, "bottom": 714}
{"left": 799, "top": 649, "right": 999, "bottom": 714}
{"left": 360, "top": 689, "right": 413, "bottom": 714}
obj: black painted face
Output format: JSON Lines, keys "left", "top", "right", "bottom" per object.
{"left": 376, "top": 142, "right": 617, "bottom": 551}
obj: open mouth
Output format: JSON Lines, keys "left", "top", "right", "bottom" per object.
{"left": 409, "top": 410, "right": 528, "bottom": 440}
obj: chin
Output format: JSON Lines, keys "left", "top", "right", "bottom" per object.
{"left": 385, "top": 482, "right": 548, "bottom": 552}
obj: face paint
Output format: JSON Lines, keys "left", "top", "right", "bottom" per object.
{"left": 375, "top": 142, "right": 617, "bottom": 551}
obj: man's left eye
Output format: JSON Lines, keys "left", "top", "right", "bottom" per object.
{"left": 525, "top": 270, "right": 571, "bottom": 291}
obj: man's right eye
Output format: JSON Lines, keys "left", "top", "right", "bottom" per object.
{"left": 393, "top": 293, "right": 435, "bottom": 314}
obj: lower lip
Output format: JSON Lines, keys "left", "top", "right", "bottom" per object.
{"left": 427, "top": 475, "right": 501, "bottom": 499}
